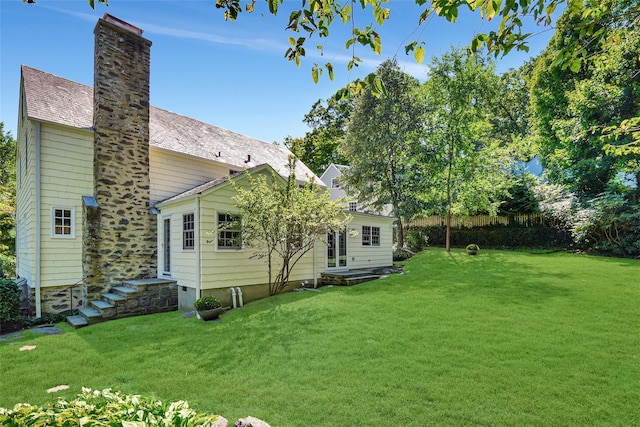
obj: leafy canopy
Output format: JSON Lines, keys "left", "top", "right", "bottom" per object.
{"left": 339, "top": 59, "right": 427, "bottom": 248}
{"left": 230, "top": 159, "right": 349, "bottom": 295}
{"left": 66, "top": 0, "right": 640, "bottom": 89}
{"left": 0, "top": 123, "right": 16, "bottom": 278}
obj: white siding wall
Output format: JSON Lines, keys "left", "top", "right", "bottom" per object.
{"left": 198, "top": 179, "right": 318, "bottom": 290}
{"left": 15, "top": 114, "right": 36, "bottom": 284}
{"left": 345, "top": 214, "right": 394, "bottom": 270}
{"left": 156, "top": 199, "right": 198, "bottom": 288}
{"left": 38, "top": 124, "right": 93, "bottom": 287}
{"left": 150, "top": 148, "right": 229, "bottom": 202}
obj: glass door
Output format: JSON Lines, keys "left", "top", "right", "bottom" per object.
{"left": 327, "top": 229, "right": 347, "bottom": 270}
{"left": 163, "top": 217, "right": 171, "bottom": 274}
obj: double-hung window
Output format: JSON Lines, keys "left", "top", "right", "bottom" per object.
{"left": 371, "top": 226, "right": 380, "bottom": 246}
{"left": 362, "top": 225, "right": 380, "bottom": 247}
{"left": 183, "top": 213, "right": 195, "bottom": 250}
{"left": 217, "top": 213, "right": 242, "bottom": 250}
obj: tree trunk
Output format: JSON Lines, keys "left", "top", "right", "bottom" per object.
{"left": 397, "top": 217, "right": 405, "bottom": 249}
{"left": 445, "top": 138, "right": 454, "bottom": 252}
{"left": 446, "top": 208, "right": 451, "bottom": 252}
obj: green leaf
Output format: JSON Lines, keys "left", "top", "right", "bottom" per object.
{"left": 405, "top": 41, "right": 417, "bottom": 55}
{"left": 326, "top": 62, "right": 334, "bottom": 80}
{"left": 268, "top": 0, "right": 279, "bottom": 14}
{"left": 569, "top": 58, "right": 581, "bottom": 73}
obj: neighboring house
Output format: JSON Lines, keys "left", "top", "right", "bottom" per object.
{"left": 15, "top": 14, "right": 392, "bottom": 317}
{"left": 319, "top": 164, "right": 395, "bottom": 271}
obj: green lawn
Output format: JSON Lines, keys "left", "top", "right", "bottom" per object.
{"left": 1, "top": 250, "right": 639, "bottom": 426}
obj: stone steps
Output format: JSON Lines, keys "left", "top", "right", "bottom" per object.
{"left": 66, "top": 278, "right": 178, "bottom": 329}
{"left": 66, "top": 314, "right": 89, "bottom": 329}
{"left": 321, "top": 269, "right": 381, "bottom": 286}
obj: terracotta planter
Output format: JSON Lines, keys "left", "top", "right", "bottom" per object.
{"left": 197, "top": 306, "right": 230, "bottom": 321}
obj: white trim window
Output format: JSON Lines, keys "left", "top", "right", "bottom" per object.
{"left": 183, "top": 213, "right": 195, "bottom": 250}
{"left": 52, "top": 207, "right": 75, "bottom": 238}
{"left": 348, "top": 201, "right": 357, "bottom": 212}
{"left": 362, "top": 225, "right": 380, "bottom": 247}
{"left": 331, "top": 177, "right": 340, "bottom": 188}
{"left": 217, "top": 213, "right": 242, "bottom": 250}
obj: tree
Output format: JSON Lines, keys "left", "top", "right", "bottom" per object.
{"left": 230, "top": 158, "right": 349, "bottom": 295}
{"left": 420, "top": 48, "right": 514, "bottom": 251}
{"left": 65, "top": 0, "right": 639, "bottom": 87}
{"left": 339, "top": 59, "right": 427, "bottom": 249}
{"left": 0, "top": 123, "right": 16, "bottom": 278}
{"left": 284, "top": 95, "right": 353, "bottom": 175}
{"left": 529, "top": 8, "right": 639, "bottom": 197}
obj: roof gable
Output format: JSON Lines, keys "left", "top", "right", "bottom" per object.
{"left": 156, "top": 163, "right": 282, "bottom": 207}
{"left": 20, "top": 65, "right": 318, "bottom": 181}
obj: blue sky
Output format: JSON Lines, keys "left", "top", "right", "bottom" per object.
{"left": 1, "top": 0, "right": 555, "bottom": 143}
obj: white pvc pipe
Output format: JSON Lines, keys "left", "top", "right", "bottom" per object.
{"left": 236, "top": 287, "right": 244, "bottom": 307}
{"left": 230, "top": 287, "right": 237, "bottom": 309}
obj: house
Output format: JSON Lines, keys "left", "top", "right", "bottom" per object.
{"left": 319, "top": 164, "right": 395, "bottom": 271}
{"left": 15, "top": 14, "right": 393, "bottom": 319}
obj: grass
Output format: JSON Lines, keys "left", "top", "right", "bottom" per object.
{"left": 1, "top": 249, "right": 639, "bottom": 426}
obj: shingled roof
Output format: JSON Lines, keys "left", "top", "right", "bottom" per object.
{"left": 20, "top": 65, "right": 317, "bottom": 181}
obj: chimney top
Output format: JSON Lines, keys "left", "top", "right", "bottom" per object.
{"left": 102, "top": 13, "right": 144, "bottom": 36}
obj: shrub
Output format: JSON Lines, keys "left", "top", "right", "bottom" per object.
{"left": 393, "top": 251, "right": 413, "bottom": 261}
{"left": 0, "top": 252, "right": 15, "bottom": 280}
{"left": 406, "top": 225, "right": 572, "bottom": 249}
{"left": 405, "top": 229, "right": 429, "bottom": 252}
{"left": 194, "top": 295, "right": 221, "bottom": 311}
{"left": 533, "top": 183, "right": 576, "bottom": 231}
{"left": 0, "top": 279, "right": 20, "bottom": 324}
{"left": 0, "top": 388, "right": 221, "bottom": 426}
{"left": 573, "top": 192, "right": 640, "bottom": 257}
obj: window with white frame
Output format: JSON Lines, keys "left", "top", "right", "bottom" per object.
{"left": 183, "top": 213, "right": 195, "bottom": 250}
{"left": 348, "top": 201, "right": 357, "bottom": 212}
{"left": 217, "top": 213, "right": 242, "bottom": 250}
{"left": 331, "top": 177, "right": 340, "bottom": 188}
{"left": 362, "top": 225, "right": 380, "bottom": 247}
{"left": 52, "top": 208, "right": 75, "bottom": 238}
{"left": 371, "top": 226, "right": 380, "bottom": 246}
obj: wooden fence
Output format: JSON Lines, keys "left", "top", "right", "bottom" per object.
{"left": 407, "top": 214, "right": 546, "bottom": 229}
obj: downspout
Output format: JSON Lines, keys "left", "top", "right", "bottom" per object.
{"left": 195, "top": 195, "right": 201, "bottom": 301}
{"left": 313, "top": 239, "right": 317, "bottom": 288}
{"left": 34, "top": 121, "right": 42, "bottom": 317}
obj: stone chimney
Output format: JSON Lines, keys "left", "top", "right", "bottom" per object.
{"left": 83, "top": 14, "right": 156, "bottom": 300}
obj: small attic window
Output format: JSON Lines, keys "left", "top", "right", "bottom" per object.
{"left": 331, "top": 178, "right": 340, "bottom": 188}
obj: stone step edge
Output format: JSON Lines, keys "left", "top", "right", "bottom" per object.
{"left": 66, "top": 314, "right": 89, "bottom": 329}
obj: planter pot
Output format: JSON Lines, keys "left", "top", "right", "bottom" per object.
{"left": 196, "top": 306, "right": 230, "bottom": 321}
{"left": 466, "top": 249, "right": 478, "bottom": 255}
